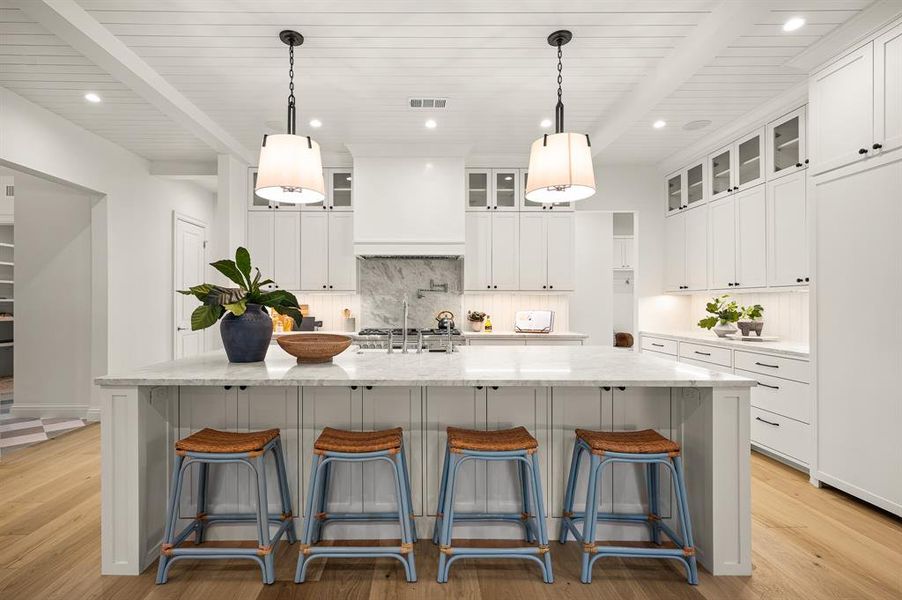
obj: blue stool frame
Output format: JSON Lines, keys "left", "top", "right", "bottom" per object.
{"left": 294, "top": 441, "right": 417, "bottom": 583}
{"left": 559, "top": 438, "right": 698, "bottom": 585}
{"left": 156, "top": 435, "right": 297, "bottom": 585}
{"left": 432, "top": 445, "right": 553, "bottom": 584}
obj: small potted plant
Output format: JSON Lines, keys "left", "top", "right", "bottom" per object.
{"left": 697, "top": 294, "right": 741, "bottom": 338}
{"left": 467, "top": 310, "right": 487, "bottom": 332}
{"left": 738, "top": 303, "right": 765, "bottom": 337}
{"left": 178, "top": 247, "right": 303, "bottom": 363}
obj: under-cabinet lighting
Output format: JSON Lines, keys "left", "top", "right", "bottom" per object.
{"left": 84, "top": 92, "right": 101, "bottom": 103}
{"left": 783, "top": 17, "right": 806, "bottom": 32}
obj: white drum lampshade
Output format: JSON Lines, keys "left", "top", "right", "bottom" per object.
{"left": 255, "top": 133, "right": 325, "bottom": 204}
{"left": 525, "top": 132, "right": 596, "bottom": 203}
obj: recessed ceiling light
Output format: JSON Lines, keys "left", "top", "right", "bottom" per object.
{"left": 309, "top": 118, "right": 322, "bottom": 128}
{"left": 84, "top": 92, "right": 101, "bottom": 103}
{"left": 425, "top": 119, "right": 437, "bottom": 129}
{"left": 653, "top": 120, "right": 667, "bottom": 129}
{"left": 783, "top": 17, "right": 806, "bottom": 32}
{"left": 540, "top": 118, "right": 552, "bottom": 128}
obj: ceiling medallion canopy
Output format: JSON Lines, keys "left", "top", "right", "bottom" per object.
{"left": 525, "top": 30, "right": 597, "bottom": 204}
{"left": 255, "top": 30, "right": 325, "bottom": 205}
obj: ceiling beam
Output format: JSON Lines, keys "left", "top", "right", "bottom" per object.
{"left": 587, "top": 0, "right": 774, "bottom": 156}
{"left": 11, "top": 0, "right": 256, "bottom": 165}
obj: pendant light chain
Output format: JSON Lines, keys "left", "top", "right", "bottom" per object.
{"left": 287, "top": 42, "right": 296, "bottom": 135}
{"left": 555, "top": 41, "right": 564, "bottom": 134}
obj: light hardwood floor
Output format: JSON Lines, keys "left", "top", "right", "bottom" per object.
{"left": 1, "top": 424, "right": 900, "bottom": 599}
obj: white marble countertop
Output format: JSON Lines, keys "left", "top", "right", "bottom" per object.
{"left": 639, "top": 330, "right": 810, "bottom": 359}
{"left": 96, "top": 345, "right": 754, "bottom": 388}
{"left": 461, "top": 330, "right": 588, "bottom": 340}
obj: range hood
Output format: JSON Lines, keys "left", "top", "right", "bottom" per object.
{"left": 348, "top": 144, "right": 467, "bottom": 257}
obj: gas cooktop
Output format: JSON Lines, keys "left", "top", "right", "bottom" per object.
{"left": 358, "top": 327, "right": 461, "bottom": 336}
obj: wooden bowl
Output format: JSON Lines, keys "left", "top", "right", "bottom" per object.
{"left": 277, "top": 333, "right": 352, "bottom": 364}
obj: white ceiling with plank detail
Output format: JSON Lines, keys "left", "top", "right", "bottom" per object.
{"left": 0, "top": 0, "right": 880, "bottom": 164}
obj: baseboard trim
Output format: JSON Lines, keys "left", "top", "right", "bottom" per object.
{"left": 9, "top": 404, "right": 92, "bottom": 420}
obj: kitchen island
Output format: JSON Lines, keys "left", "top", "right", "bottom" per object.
{"left": 96, "top": 345, "right": 753, "bottom": 578}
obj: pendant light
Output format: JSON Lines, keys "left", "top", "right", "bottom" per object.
{"left": 525, "top": 30, "right": 596, "bottom": 204}
{"left": 255, "top": 30, "right": 325, "bottom": 204}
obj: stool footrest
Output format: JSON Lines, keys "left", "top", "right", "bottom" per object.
{"left": 316, "top": 511, "right": 408, "bottom": 522}
{"left": 439, "top": 512, "right": 535, "bottom": 522}
{"left": 566, "top": 511, "right": 660, "bottom": 524}
{"left": 303, "top": 544, "right": 409, "bottom": 555}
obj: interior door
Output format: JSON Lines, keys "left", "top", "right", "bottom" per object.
{"left": 767, "top": 170, "right": 808, "bottom": 286}
{"left": 518, "top": 213, "right": 548, "bottom": 290}
{"left": 809, "top": 44, "right": 874, "bottom": 175}
{"left": 491, "top": 212, "right": 520, "bottom": 290}
{"left": 734, "top": 185, "right": 767, "bottom": 288}
{"left": 546, "top": 213, "right": 575, "bottom": 291}
{"left": 875, "top": 21, "right": 902, "bottom": 155}
{"left": 327, "top": 212, "right": 356, "bottom": 291}
{"left": 709, "top": 196, "right": 737, "bottom": 289}
{"left": 464, "top": 212, "right": 492, "bottom": 290}
{"left": 174, "top": 216, "right": 207, "bottom": 358}
{"left": 300, "top": 212, "right": 329, "bottom": 291}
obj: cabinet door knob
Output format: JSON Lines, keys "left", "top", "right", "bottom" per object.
{"left": 493, "top": 206, "right": 498, "bottom": 210}
{"left": 804, "top": 277, "right": 809, "bottom": 282}
{"left": 493, "top": 285, "right": 497, "bottom": 289}
{"left": 858, "top": 148, "right": 868, "bottom": 154}
{"left": 735, "top": 282, "right": 740, "bottom": 286}
{"left": 322, "top": 285, "right": 327, "bottom": 289}
{"left": 727, "top": 282, "right": 733, "bottom": 287}
{"left": 734, "top": 185, "right": 739, "bottom": 190}
{"left": 804, "top": 159, "right": 809, "bottom": 164}
{"left": 549, "top": 285, "right": 554, "bottom": 289}
{"left": 486, "top": 206, "right": 491, "bottom": 210}
{"left": 542, "top": 285, "right": 547, "bottom": 289}
{"left": 873, "top": 143, "right": 883, "bottom": 150}
{"left": 267, "top": 205, "right": 272, "bottom": 210}
{"left": 322, "top": 205, "right": 327, "bottom": 209}
{"left": 487, "top": 285, "right": 491, "bottom": 289}
{"left": 796, "top": 277, "right": 803, "bottom": 283}
{"left": 795, "top": 163, "right": 802, "bottom": 168}
{"left": 329, "top": 285, "right": 333, "bottom": 289}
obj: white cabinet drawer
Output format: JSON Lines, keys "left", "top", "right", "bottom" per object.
{"left": 734, "top": 351, "right": 809, "bottom": 383}
{"left": 679, "top": 341, "right": 732, "bottom": 368}
{"left": 679, "top": 356, "right": 734, "bottom": 375}
{"left": 738, "top": 369, "right": 810, "bottom": 424}
{"left": 751, "top": 407, "right": 810, "bottom": 465}
{"left": 641, "top": 336, "right": 677, "bottom": 356}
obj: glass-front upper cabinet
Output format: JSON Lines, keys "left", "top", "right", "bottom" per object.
{"left": 330, "top": 170, "right": 353, "bottom": 211}
{"left": 248, "top": 168, "right": 300, "bottom": 210}
{"left": 466, "top": 169, "right": 491, "bottom": 210}
{"left": 493, "top": 169, "right": 519, "bottom": 211}
{"left": 767, "top": 106, "right": 807, "bottom": 180}
{"left": 520, "top": 170, "right": 572, "bottom": 211}
{"left": 685, "top": 161, "right": 706, "bottom": 208}
{"left": 709, "top": 145, "right": 733, "bottom": 201}
{"left": 735, "top": 128, "right": 764, "bottom": 190}
{"left": 666, "top": 170, "right": 684, "bottom": 214}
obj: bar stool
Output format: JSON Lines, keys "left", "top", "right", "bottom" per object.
{"left": 432, "top": 426, "right": 553, "bottom": 583}
{"left": 559, "top": 428, "right": 698, "bottom": 585}
{"left": 295, "top": 427, "right": 416, "bottom": 583}
{"left": 156, "top": 428, "right": 297, "bottom": 585}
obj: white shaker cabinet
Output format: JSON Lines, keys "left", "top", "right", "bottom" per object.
{"left": 709, "top": 197, "right": 736, "bottom": 289}
{"left": 327, "top": 212, "right": 356, "bottom": 291}
{"left": 684, "top": 207, "right": 708, "bottom": 291}
{"left": 464, "top": 212, "right": 519, "bottom": 291}
{"left": 709, "top": 186, "right": 766, "bottom": 290}
{"left": 546, "top": 213, "right": 575, "bottom": 291}
{"left": 809, "top": 44, "right": 874, "bottom": 175}
{"left": 664, "top": 214, "right": 686, "bottom": 292}
{"left": 300, "top": 212, "right": 329, "bottom": 291}
{"left": 767, "top": 107, "right": 808, "bottom": 180}
{"left": 767, "top": 170, "right": 808, "bottom": 287}
{"left": 518, "top": 213, "right": 547, "bottom": 290}
{"left": 874, "top": 21, "right": 902, "bottom": 155}
{"left": 247, "top": 211, "right": 300, "bottom": 290}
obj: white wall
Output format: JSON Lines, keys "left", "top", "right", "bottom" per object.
{"left": 0, "top": 87, "right": 218, "bottom": 418}
{"left": 577, "top": 164, "right": 690, "bottom": 333}
{"left": 14, "top": 174, "right": 94, "bottom": 416}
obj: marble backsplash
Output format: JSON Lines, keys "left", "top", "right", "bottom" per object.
{"left": 359, "top": 257, "right": 462, "bottom": 329}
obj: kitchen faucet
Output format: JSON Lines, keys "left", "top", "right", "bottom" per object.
{"left": 401, "top": 295, "right": 409, "bottom": 353}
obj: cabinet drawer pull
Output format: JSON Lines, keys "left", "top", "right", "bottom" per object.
{"left": 755, "top": 416, "right": 780, "bottom": 427}
{"left": 872, "top": 143, "right": 883, "bottom": 150}
{"left": 651, "top": 343, "right": 664, "bottom": 348}
{"left": 858, "top": 148, "right": 868, "bottom": 154}
{"left": 754, "top": 361, "right": 779, "bottom": 369}
{"left": 758, "top": 382, "right": 780, "bottom": 390}
{"left": 694, "top": 350, "right": 711, "bottom": 356}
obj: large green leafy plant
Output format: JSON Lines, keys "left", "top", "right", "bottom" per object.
{"left": 697, "top": 295, "right": 741, "bottom": 330}
{"left": 178, "top": 247, "right": 303, "bottom": 331}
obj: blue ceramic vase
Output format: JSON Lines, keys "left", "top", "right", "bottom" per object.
{"left": 220, "top": 303, "right": 272, "bottom": 363}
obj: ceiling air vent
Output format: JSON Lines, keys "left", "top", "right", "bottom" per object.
{"left": 409, "top": 97, "right": 447, "bottom": 109}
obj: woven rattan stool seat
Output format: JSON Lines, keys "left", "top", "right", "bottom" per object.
{"left": 575, "top": 428, "right": 680, "bottom": 455}
{"left": 175, "top": 428, "right": 279, "bottom": 454}
{"left": 447, "top": 426, "right": 538, "bottom": 452}
{"left": 314, "top": 427, "right": 403, "bottom": 453}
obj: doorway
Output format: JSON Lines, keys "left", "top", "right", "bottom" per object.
{"left": 173, "top": 213, "right": 207, "bottom": 359}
